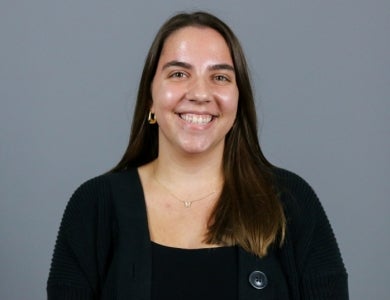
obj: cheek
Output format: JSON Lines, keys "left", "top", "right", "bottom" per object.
{"left": 219, "top": 89, "right": 239, "bottom": 113}
{"left": 152, "top": 83, "right": 181, "bottom": 108}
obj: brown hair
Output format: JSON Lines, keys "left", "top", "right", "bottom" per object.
{"left": 112, "top": 11, "right": 285, "bottom": 257}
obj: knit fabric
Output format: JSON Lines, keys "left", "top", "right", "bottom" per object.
{"left": 47, "top": 168, "right": 348, "bottom": 299}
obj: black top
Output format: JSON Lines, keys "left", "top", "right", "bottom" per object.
{"left": 47, "top": 168, "right": 349, "bottom": 299}
{"left": 151, "top": 242, "right": 237, "bottom": 300}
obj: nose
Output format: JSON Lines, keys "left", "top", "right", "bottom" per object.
{"left": 186, "top": 78, "right": 211, "bottom": 103}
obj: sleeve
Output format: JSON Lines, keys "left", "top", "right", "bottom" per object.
{"left": 278, "top": 169, "right": 349, "bottom": 300}
{"left": 47, "top": 176, "right": 113, "bottom": 300}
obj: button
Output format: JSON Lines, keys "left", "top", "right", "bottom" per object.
{"left": 249, "top": 271, "right": 268, "bottom": 289}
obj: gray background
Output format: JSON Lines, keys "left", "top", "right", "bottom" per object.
{"left": 1, "top": 0, "right": 389, "bottom": 299}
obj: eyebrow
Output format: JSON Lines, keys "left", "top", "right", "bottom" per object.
{"left": 162, "top": 60, "right": 235, "bottom": 72}
{"left": 208, "top": 63, "right": 235, "bottom": 72}
{"left": 162, "top": 60, "right": 192, "bottom": 70}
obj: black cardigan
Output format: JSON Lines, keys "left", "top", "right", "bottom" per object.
{"left": 47, "top": 168, "right": 348, "bottom": 299}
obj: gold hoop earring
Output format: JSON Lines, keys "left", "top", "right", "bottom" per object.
{"left": 148, "top": 111, "right": 157, "bottom": 124}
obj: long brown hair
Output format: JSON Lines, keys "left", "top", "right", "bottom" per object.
{"left": 112, "top": 11, "right": 285, "bottom": 257}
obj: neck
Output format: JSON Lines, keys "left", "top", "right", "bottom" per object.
{"left": 154, "top": 157, "right": 222, "bottom": 187}
{"left": 154, "top": 146, "right": 223, "bottom": 184}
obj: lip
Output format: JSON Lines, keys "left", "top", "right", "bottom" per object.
{"left": 176, "top": 112, "right": 217, "bottom": 127}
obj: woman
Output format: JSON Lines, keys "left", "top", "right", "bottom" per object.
{"left": 47, "top": 11, "right": 348, "bottom": 299}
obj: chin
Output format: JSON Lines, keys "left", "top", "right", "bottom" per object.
{"left": 180, "top": 147, "right": 210, "bottom": 155}
{"left": 179, "top": 142, "right": 223, "bottom": 156}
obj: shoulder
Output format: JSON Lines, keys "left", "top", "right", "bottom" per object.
{"left": 71, "top": 168, "right": 139, "bottom": 198}
{"left": 65, "top": 169, "right": 140, "bottom": 218}
{"left": 272, "top": 167, "right": 341, "bottom": 260}
{"left": 272, "top": 167, "right": 316, "bottom": 196}
{"left": 271, "top": 167, "right": 327, "bottom": 237}
{"left": 272, "top": 167, "right": 320, "bottom": 212}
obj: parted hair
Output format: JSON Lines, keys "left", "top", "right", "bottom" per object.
{"left": 111, "top": 11, "right": 285, "bottom": 257}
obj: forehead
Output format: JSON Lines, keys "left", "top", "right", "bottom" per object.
{"left": 159, "top": 26, "right": 232, "bottom": 62}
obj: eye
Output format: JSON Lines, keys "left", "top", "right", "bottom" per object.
{"left": 169, "top": 71, "right": 187, "bottom": 79}
{"left": 214, "top": 74, "right": 230, "bottom": 82}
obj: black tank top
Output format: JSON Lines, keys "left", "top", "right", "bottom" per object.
{"left": 151, "top": 242, "right": 238, "bottom": 300}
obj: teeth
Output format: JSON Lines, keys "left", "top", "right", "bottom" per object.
{"left": 180, "top": 113, "right": 213, "bottom": 124}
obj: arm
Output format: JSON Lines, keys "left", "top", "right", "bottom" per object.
{"left": 278, "top": 169, "right": 349, "bottom": 299}
{"left": 47, "top": 176, "right": 112, "bottom": 299}
{"left": 298, "top": 193, "right": 348, "bottom": 299}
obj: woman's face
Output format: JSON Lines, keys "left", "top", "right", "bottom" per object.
{"left": 151, "top": 26, "right": 239, "bottom": 156}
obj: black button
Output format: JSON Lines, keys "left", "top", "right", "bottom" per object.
{"left": 249, "top": 271, "right": 268, "bottom": 289}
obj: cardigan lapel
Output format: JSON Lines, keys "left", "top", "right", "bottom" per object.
{"left": 109, "top": 169, "right": 152, "bottom": 300}
{"left": 238, "top": 247, "right": 289, "bottom": 300}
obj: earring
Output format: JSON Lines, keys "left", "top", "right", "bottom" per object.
{"left": 148, "top": 111, "right": 157, "bottom": 124}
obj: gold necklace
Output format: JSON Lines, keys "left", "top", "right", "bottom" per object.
{"left": 153, "top": 175, "right": 218, "bottom": 208}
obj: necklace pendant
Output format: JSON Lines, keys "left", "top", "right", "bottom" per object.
{"left": 184, "top": 201, "right": 192, "bottom": 208}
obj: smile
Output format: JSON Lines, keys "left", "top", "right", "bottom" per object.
{"left": 179, "top": 113, "right": 214, "bottom": 125}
